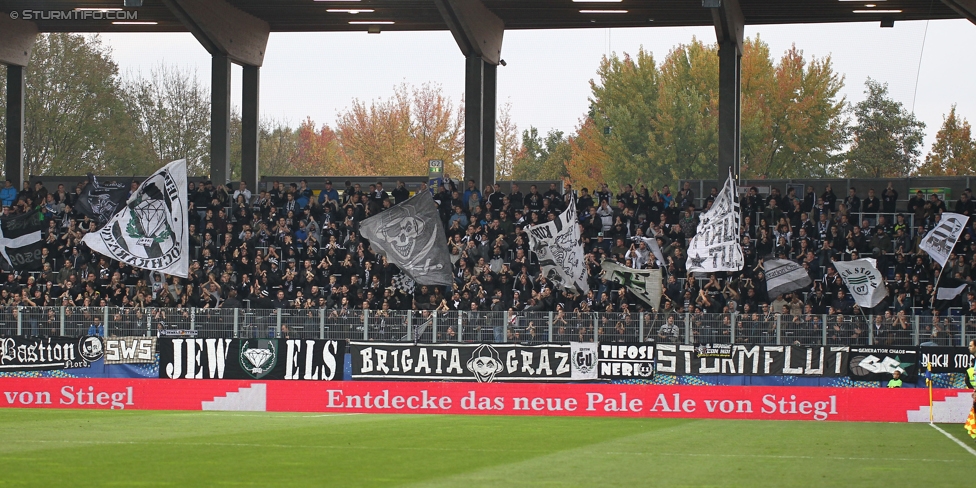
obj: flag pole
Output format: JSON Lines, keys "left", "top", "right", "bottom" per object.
{"left": 926, "top": 362, "right": 934, "bottom": 424}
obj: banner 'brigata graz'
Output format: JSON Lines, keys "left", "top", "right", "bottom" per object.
{"left": 351, "top": 342, "right": 599, "bottom": 383}
{"left": 83, "top": 159, "right": 189, "bottom": 277}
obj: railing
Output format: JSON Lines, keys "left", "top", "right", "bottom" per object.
{"left": 5, "top": 306, "right": 974, "bottom": 347}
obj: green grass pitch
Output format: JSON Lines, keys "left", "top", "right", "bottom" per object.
{"left": 0, "top": 409, "right": 973, "bottom": 486}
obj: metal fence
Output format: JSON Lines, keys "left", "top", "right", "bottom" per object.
{"left": 4, "top": 306, "right": 974, "bottom": 347}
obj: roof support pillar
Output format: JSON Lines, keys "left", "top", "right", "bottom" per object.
{"left": 0, "top": 15, "right": 36, "bottom": 187}
{"left": 709, "top": 0, "right": 744, "bottom": 182}
{"left": 163, "top": 0, "right": 269, "bottom": 186}
{"left": 241, "top": 65, "right": 260, "bottom": 191}
{"left": 465, "top": 56, "right": 485, "bottom": 190}
{"left": 436, "top": 0, "right": 504, "bottom": 191}
{"left": 211, "top": 54, "right": 231, "bottom": 187}
{"left": 5, "top": 66, "right": 25, "bottom": 186}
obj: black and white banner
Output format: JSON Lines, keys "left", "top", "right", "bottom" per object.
{"left": 159, "top": 338, "right": 344, "bottom": 380}
{"left": 360, "top": 191, "right": 453, "bottom": 287}
{"left": 527, "top": 197, "right": 589, "bottom": 294}
{"left": 0, "top": 209, "right": 45, "bottom": 272}
{"left": 76, "top": 173, "right": 129, "bottom": 228}
{"left": 848, "top": 346, "right": 919, "bottom": 381}
{"left": 351, "top": 342, "right": 598, "bottom": 382}
{"left": 599, "top": 343, "right": 655, "bottom": 379}
{"left": 919, "top": 212, "right": 968, "bottom": 267}
{"left": 601, "top": 261, "right": 662, "bottom": 308}
{"left": 687, "top": 173, "right": 743, "bottom": 273}
{"left": 655, "top": 344, "right": 848, "bottom": 376}
{"left": 920, "top": 346, "right": 972, "bottom": 374}
{"left": 0, "top": 336, "right": 102, "bottom": 371}
{"left": 833, "top": 258, "right": 888, "bottom": 309}
{"left": 765, "top": 259, "right": 813, "bottom": 298}
{"left": 105, "top": 337, "right": 156, "bottom": 364}
{"left": 83, "top": 159, "right": 189, "bottom": 277}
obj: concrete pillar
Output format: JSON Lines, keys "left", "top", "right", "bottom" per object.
{"left": 4, "top": 65, "right": 25, "bottom": 185}
{"left": 718, "top": 39, "right": 741, "bottom": 182}
{"left": 211, "top": 54, "right": 231, "bottom": 186}
{"left": 464, "top": 56, "right": 484, "bottom": 190}
{"left": 241, "top": 65, "right": 260, "bottom": 189}
{"left": 481, "top": 61, "right": 497, "bottom": 187}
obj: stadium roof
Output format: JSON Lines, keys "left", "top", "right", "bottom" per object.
{"left": 1, "top": 0, "right": 965, "bottom": 33}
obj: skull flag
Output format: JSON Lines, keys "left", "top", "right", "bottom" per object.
{"left": 526, "top": 196, "right": 589, "bottom": 295}
{"left": 82, "top": 159, "right": 189, "bottom": 277}
{"left": 75, "top": 173, "right": 129, "bottom": 229}
{"left": 360, "top": 191, "right": 453, "bottom": 287}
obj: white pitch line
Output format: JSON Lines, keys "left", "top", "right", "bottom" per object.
{"left": 928, "top": 423, "right": 976, "bottom": 457}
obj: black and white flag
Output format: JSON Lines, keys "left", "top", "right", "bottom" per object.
{"left": 82, "top": 159, "right": 189, "bottom": 277}
{"left": 638, "top": 236, "right": 667, "bottom": 268}
{"left": 919, "top": 212, "right": 968, "bottom": 267}
{"left": 935, "top": 278, "right": 968, "bottom": 301}
{"left": 764, "top": 259, "right": 813, "bottom": 298}
{"left": 0, "top": 209, "right": 45, "bottom": 272}
{"left": 527, "top": 196, "right": 589, "bottom": 294}
{"left": 360, "top": 191, "right": 453, "bottom": 286}
{"left": 686, "top": 173, "right": 743, "bottom": 273}
{"left": 601, "top": 260, "right": 662, "bottom": 309}
{"left": 833, "top": 258, "right": 887, "bottom": 308}
{"left": 75, "top": 173, "right": 129, "bottom": 228}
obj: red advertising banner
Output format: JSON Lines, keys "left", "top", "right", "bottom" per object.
{"left": 0, "top": 378, "right": 970, "bottom": 423}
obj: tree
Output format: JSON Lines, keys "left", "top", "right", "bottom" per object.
{"left": 333, "top": 82, "right": 463, "bottom": 177}
{"left": 125, "top": 64, "right": 211, "bottom": 176}
{"left": 844, "top": 78, "right": 926, "bottom": 177}
{"left": 494, "top": 101, "right": 519, "bottom": 180}
{"left": 8, "top": 34, "right": 150, "bottom": 177}
{"left": 587, "top": 48, "right": 659, "bottom": 190}
{"left": 739, "top": 38, "right": 847, "bottom": 179}
{"left": 916, "top": 105, "right": 975, "bottom": 176}
{"left": 565, "top": 118, "right": 607, "bottom": 191}
{"left": 511, "top": 126, "right": 571, "bottom": 180}
{"left": 645, "top": 39, "right": 719, "bottom": 187}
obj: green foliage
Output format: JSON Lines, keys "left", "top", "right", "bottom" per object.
{"left": 569, "top": 36, "right": 849, "bottom": 189}
{"left": 844, "top": 78, "right": 926, "bottom": 177}
{"left": 916, "top": 105, "right": 976, "bottom": 176}
{"left": 15, "top": 34, "right": 151, "bottom": 177}
{"left": 511, "top": 126, "right": 572, "bottom": 180}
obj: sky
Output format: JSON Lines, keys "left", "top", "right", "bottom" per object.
{"left": 99, "top": 18, "right": 975, "bottom": 154}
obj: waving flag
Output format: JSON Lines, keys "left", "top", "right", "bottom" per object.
{"left": 75, "top": 173, "right": 129, "bottom": 228}
{"left": 527, "top": 196, "right": 589, "bottom": 294}
{"left": 601, "top": 260, "right": 662, "bottom": 309}
{"left": 833, "top": 258, "right": 888, "bottom": 308}
{"left": 0, "top": 209, "right": 44, "bottom": 271}
{"left": 82, "top": 160, "right": 189, "bottom": 277}
{"left": 360, "top": 191, "right": 453, "bottom": 286}
{"left": 686, "top": 172, "right": 743, "bottom": 273}
{"left": 919, "top": 212, "right": 968, "bottom": 267}
{"left": 765, "top": 259, "right": 813, "bottom": 298}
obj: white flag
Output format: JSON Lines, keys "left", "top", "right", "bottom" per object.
{"left": 936, "top": 283, "right": 968, "bottom": 301}
{"left": 919, "top": 212, "right": 968, "bottom": 267}
{"left": 82, "top": 159, "right": 189, "bottom": 277}
{"left": 764, "top": 259, "right": 813, "bottom": 298}
{"left": 639, "top": 236, "right": 667, "bottom": 268}
{"left": 601, "top": 260, "right": 663, "bottom": 309}
{"left": 686, "top": 173, "right": 743, "bottom": 273}
{"left": 833, "top": 258, "right": 888, "bottom": 309}
{"left": 527, "top": 197, "right": 589, "bottom": 294}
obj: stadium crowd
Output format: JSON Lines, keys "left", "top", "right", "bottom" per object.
{"left": 3, "top": 175, "right": 976, "bottom": 345}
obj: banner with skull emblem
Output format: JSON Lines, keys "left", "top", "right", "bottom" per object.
{"left": 527, "top": 196, "right": 589, "bottom": 295}
{"left": 360, "top": 191, "right": 453, "bottom": 287}
{"left": 82, "top": 159, "right": 189, "bottom": 277}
